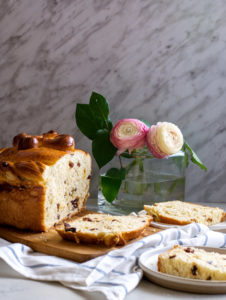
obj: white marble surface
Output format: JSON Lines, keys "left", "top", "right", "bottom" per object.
{"left": 0, "top": 0, "right": 226, "bottom": 203}
{"left": 0, "top": 260, "right": 225, "bottom": 300}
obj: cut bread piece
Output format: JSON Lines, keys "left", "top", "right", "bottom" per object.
{"left": 144, "top": 201, "right": 225, "bottom": 226}
{"left": 56, "top": 212, "right": 152, "bottom": 247}
{"left": 158, "top": 245, "right": 226, "bottom": 280}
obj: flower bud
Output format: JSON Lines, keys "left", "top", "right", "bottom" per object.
{"left": 110, "top": 119, "right": 149, "bottom": 155}
{"left": 146, "top": 122, "right": 183, "bottom": 158}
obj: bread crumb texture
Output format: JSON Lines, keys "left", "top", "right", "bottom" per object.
{"left": 44, "top": 151, "right": 91, "bottom": 229}
{"left": 144, "top": 201, "right": 225, "bottom": 226}
{"left": 56, "top": 213, "right": 152, "bottom": 247}
{"left": 158, "top": 245, "right": 226, "bottom": 280}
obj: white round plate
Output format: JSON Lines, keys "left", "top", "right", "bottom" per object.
{"left": 139, "top": 246, "right": 226, "bottom": 294}
{"left": 150, "top": 221, "right": 180, "bottom": 229}
{"left": 150, "top": 221, "right": 226, "bottom": 233}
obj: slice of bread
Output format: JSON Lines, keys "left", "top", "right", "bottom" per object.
{"left": 144, "top": 201, "right": 225, "bottom": 226}
{"left": 158, "top": 245, "right": 226, "bottom": 280}
{"left": 55, "top": 212, "right": 152, "bottom": 247}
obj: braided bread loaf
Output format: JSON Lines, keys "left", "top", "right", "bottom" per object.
{"left": 0, "top": 130, "right": 91, "bottom": 231}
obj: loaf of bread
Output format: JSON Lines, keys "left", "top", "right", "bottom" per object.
{"left": 0, "top": 131, "right": 91, "bottom": 232}
{"left": 158, "top": 245, "right": 226, "bottom": 280}
{"left": 144, "top": 201, "right": 225, "bottom": 226}
{"left": 56, "top": 213, "right": 152, "bottom": 247}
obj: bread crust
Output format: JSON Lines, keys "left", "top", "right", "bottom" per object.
{"left": 56, "top": 213, "right": 152, "bottom": 247}
{"left": 0, "top": 148, "right": 90, "bottom": 186}
{"left": 0, "top": 131, "right": 91, "bottom": 232}
{"left": 144, "top": 201, "right": 225, "bottom": 226}
{"left": 0, "top": 184, "right": 46, "bottom": 231}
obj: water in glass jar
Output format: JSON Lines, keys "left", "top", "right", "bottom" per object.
{"left": 98, "top": 151, "right": 186, "bottom": 215}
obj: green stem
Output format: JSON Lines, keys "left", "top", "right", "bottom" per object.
{"left": 125, "top": 159, "right": 137, "bottom": 174}
{"left": 119, "top": 155, "right": 123, "bottom": 168}
{"left": 139, "top": 158, "right": 144, "bottom": 172}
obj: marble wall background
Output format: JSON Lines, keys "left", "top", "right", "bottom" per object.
{"left": 0, "top": 0, "right": 225, "bottom": 203}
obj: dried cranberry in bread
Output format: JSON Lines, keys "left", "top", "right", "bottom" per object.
{"left": 144, "top": 201, "right": 225, "bottom": 226}
{"left": 158, "top": 245, "right": 226, "bottom": 280}
{"left": 56, "top": 213, "right": 152, "bottom": 247}
{"left": 0, "top": 131, "right": 91, "bottom": 232}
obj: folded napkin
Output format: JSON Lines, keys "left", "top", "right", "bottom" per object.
{"left": 0, "top": 223, "right": 225, "bottom": 300}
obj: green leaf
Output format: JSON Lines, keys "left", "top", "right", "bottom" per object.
{"left": 75, "top": 104, "right": 105, "bottom": 140}
{"left": 139, "top": 119, "right": 151, "bottom": 127}
{"left": 184, "top": 142, "right": 207, "bottom": 172}
{"left": 120, "top": 151, "right": 134, "bottom": 159}
{"left": 107, "top": 118, "right": 113, "bottom": 131}
{"left": 89, "top": 92, "right": 110, "bottom": 129}
{"left": 181, "top": 143, "right": 189, "bottom": 167}
{"left": 101, "top": 167, "right": 126, "bottom": 203}
{"left": 92, "top": 129, "right": 117, "bottom": 168}
{"left": 105, "top": 167, "right": 126, "bottom": 179}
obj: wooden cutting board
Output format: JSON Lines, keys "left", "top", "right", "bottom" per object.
{"left": 0, "top": 212, "right": 161, "bottom": 263}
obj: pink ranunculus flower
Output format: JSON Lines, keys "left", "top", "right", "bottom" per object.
{"left": 110, "top": 119, "right": 149, "bottom": 155}
{"left": 146, "top": 122, "right": 184, "bottom": 159}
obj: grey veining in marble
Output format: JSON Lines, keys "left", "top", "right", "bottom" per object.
{"left": 0, "top": 0, "right": 225, "bottom": 203}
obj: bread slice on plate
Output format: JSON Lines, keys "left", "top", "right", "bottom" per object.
{"left": 158, "top": 245, "right": 226, "bottom": 280}
{"left": 144, "top": 200, "right": 225, "bottom": 226}
{"left": 55, "top": 213, "right": 152, "bottom": 247}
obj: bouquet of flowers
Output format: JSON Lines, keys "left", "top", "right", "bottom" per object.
{"left": 75, "top": 92, "right": 206, "bottom": 203}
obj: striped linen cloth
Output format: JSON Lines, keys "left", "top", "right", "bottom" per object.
{"left": 0, "top": 223, "right": 225, "bottom": 300}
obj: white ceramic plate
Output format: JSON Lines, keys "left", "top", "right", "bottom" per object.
{"left": 150, "top": 221, "right": 226, "bottom": 233}
{"left": 138, "top": 210, "right": 226, "bottom": 232}
{"left": 150, "top": 221, "right": 181, "bottom": 229}
{"left": 139, "top": 246, "right": 226, "bottom": 294}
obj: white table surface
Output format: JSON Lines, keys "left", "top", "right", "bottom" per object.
{"left": 1, "top": 201, "right": 226, "bottom": 300}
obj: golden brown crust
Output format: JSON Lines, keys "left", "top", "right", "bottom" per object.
{"left": 57, "top": 227, "right": 148, "bottom": 247}
{"left": 0, "top": 147, "right": 71, "bottom": 165}
{"left": 0, "top": 184, "right": 46, "bottom": 231}
{"left": 0, "top": 160, "right": 46, "bottom": 185}
{"left": 56, "top": 214, "right": 152, "bottom": 247}
{"left": 155, "top": 215, "right": 190, "bottom": 225}
{"left": 0, "top": 130, "right": 92, "bottom": 232}
{"left": 0, "top": 131, "right": 80, "bottom": 185}
{"left": 57, "top": 231, "right": 124, "bottom": 247}
{"left": 145, "top": 201, "right": 225, "bottom": 226}
{"left": 13, "top": 131, "right": 75, "bottom": 151}
{"left": 0, "top": 130, "right": 76, "bottom": 165}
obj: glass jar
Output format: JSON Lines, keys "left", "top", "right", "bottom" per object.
{"left": 98, "top": 151, "right": 186, "bottom": 215}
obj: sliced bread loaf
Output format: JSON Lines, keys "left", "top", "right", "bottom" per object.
{"left": 56, "top": 213, "right": 152, "bottom": 247}
{"left": 144, "top": 201, "right": 225, "bottom": 226}
{"left": 0, "top": 131, "right": 91, "bottom": 231}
